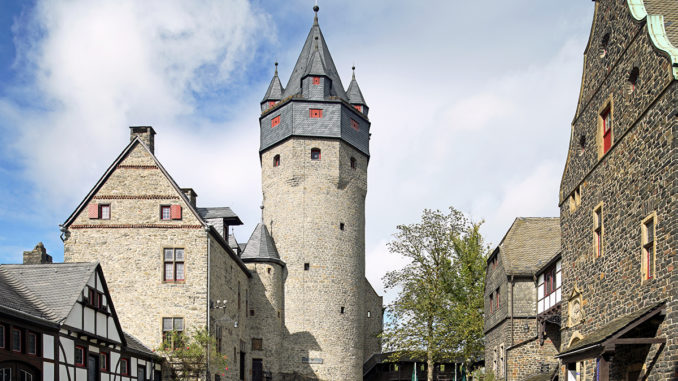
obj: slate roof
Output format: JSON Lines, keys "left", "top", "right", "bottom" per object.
{"left": 197, "top": 207, "right": 243, "bottom": 225}
{"left": 241, "top": 223, "right": 283, "bottom": 265}
{"left": 124, "top": 332, "right": 155, "bottom": 356}
{"left": 558, "top": 302, "right": 664, "bottom": 357}
{"left": 493, "top": 217, "right": 560, "bottom": 276}
{"left": 0, "top": 266, "right": 51, "bottom": 320}
{"left": 281, "top": 8, "right": 348, "bottom": 101}
{"left": 643, "top": 0, "right": 678, "bottom": 45}
{"left": 262, "top": 64, "right": 284, "bottom": 102}
{"left": 0, "top": 262, "right": 97, "bottom": 323}
{"left": 346, "top": 68, "right": 367, "bottom": 105}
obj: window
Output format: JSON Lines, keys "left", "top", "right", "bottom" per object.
{"left": 350, "top": 118, "right": 359, "bottom": 131}
{"left": 164, "top": 248, "right": 185, "bottom": 281}
{"left": 340, "top": 222, "right": 345, "bottom": 230}
{"left": 162, "top": 317, "right": 184, "bottom": 349}
{"left": 304, "top": 263, "right": 309, "bottom": 271}
{"left": 251, "top": 338, "right": 263, "bottom": 351}
{"left": 538, "top": 260, "right": 562, "bottom": 314}
{"left": 271, "top": 115, "right": 280, "bottom": 128}
{"left": 100, "top": 353, "right": 108, "bottom": 372}
{"left": 100, "top": 204, "right": 111, "bottom": 220}
{"left": 18, "top": 370, "right": 31, "bottom": 381}
{"left": 340, "top": 307, "right": 345, "bottom": 314}
{"left": 627, "top": 67, "right": 639, "bottom": 94}
{"left": 495, "top": 287, "right": 500, "bottom": 310}
{"left": 273, "top": 154, "right": 280, "bottom": 167}
{"left": 75, "top": 346, "right": 85, "bottom": 367}
{"left": 309, "top": 109, "right": 323, "bottom": 118}
{"left": 594, "top": 204, "right": 603, "bottom": 258}
{"left": 267, "top": 101, "right": 276, "bottom": 108}
{"left": 642, "top": 214, "right": 656, "bottom": 280}
{"left": 367, "top": 311, "right": 371, "bottom": 318}
{"left": 350, "top": 157, "right": 356, "bottom": 170}
{"left": 311, "top": 148, "right": 321, "bottom": 160}
{"left": 87, "top": 287, "right": 98, "bottom": 307}
{"left": 600, "top": 33, "right": 610, "bottom": 58}
{"left": 26, "top": 332, "right": 36, "bottom": 355}
{"left": 601, "top": 106, "right": 612, "bottom": 155}
{"left": 11, "top": 328, "right": 20, "bottom": 352}
{"left": 1, "top": 369, "right": 10, "bottom": 381}
{"left": 120, "top": 359, "right": 129, "bottom": 376}
{"left": 160, "top": 206, "right": 171, "bottom": 220}
{"left": 499, "top": 344, "right": 504, "bottom": 375}
{"left": 312, "top": 76, "right": 320, "bottom": 85}
{"left": 354, "top": 105, "right": 362, "bottom": 112}
{"left": 0, "top": 325, "right": 4, "bottom": 349}
{"left": 489, "top": 293, "right": 494, "bottom": 314}
{"left": 249, "top": 309, "right": 255, "bottom": 317}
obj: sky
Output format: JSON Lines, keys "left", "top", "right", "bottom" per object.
{"left": 0, "top": 0, "right": 594, "bottom": 303}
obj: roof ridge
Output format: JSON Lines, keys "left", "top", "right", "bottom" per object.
{"left": 0, "top": 266, "right": 58, "bottom": 321}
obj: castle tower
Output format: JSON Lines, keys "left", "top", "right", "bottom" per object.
{"left": 258, "top": 5, "right": 372, "bottom": 379}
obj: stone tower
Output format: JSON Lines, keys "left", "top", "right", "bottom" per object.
{"left": 258, "top": 5, "right": 372, "bottom": 380}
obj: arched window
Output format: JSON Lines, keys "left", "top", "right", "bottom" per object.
{"left": 350, "top": 157, "right": 356, "bottom": 169}
{"left": 311, "top": 148, "right": 321, "bottom": 161}
{"left": 600, "top": 33, "right": 610, "bottom": 58}
{"left": 273, "top": 154, "right": 280, "bottom": 167}
{"left": 627, "top": 67, "right": 639, "bottom": 94}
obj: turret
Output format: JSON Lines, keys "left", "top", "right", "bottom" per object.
{"left": 261, "top": 62, "right": 284, "bottom": 113}
{"left": 347, "top": 66, "right": 369, "bottom": 116}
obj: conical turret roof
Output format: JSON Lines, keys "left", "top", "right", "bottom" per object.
{"left": 262, "top": 63, "right": 284, "bottom": 102}
{"left": 241, "top": 223, "right": 282, "bottom": 263}
{"left": 346, "top": 67, "right": 367, "bottom": 105}
{"left": 281, "top": 7, "right": 347, "bottom": 100}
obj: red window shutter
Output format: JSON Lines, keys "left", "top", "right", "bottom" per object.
{"left": 312, "top": 76, "right": 320, "bottom": 85}
{"left": 603, "top": 130, "right": 611, "bottom": 153}
{"left": 354, "top": 105, "right": 362, "bottom": 112}
{"left": 88, "top": 203, "right": 100, "bottom": 219}
{"left": 310, "top": 109, "right": 322, "bottom": 118}
{"left": 268, "top": 101, "right": 275, "bottom": 108}
{"left": 351, "top": 119, "right": 359, "bottom": 131}
{"left": 170, "top": 205, "right": 182, "bottom": 220}
{"left": 271, "top": 116, "right": 280, "bottom": 128}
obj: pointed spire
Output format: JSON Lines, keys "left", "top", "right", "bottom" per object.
{"left": 347, "top": 65, "right": 367, "bottom": 106}
{"left": 313, "top": 2, "right": 319, "bottom": 25}
{"left": 241, "top": 223, "right": 282, "bottom": 262}
{"left": 261, "top": 62, "right": 284, "bottom": 103}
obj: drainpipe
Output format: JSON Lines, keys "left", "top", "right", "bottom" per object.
{"left": 206, "top": 228, "right": 212, "bottom": 381}
{"left": 508, "top": 275, "right": 514, "bottom": 381}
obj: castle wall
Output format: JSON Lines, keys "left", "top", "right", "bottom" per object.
{"left": 363, "top": 278, "right": 383, "bottom": 361}
{"left": 261, "top": 137, "right": 367, "bottom": 380}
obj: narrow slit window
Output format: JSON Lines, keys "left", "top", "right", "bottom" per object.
{"left": 594, "top": 205, "right": 603, "bottom": 257}
{"left": 340, "top": 222, "right": 345, "bottom": 231}
{"left": 340, "top": 307, "right": 345, "bottom": 314}
{"left": 11, "top": 328, "right": 21, "bottom": 352}
{"left": 601, "top": 107, "right": 612, "bottom": 154}
{"left": 350, "top": 157, "right": 356, "bottom": 170}
{"left": 311, "top": 148, "right": 321, "bottom": 161}
{"left": 304, "top": 263, "right": 310, "bottom": 271}
{"left": 642, "top": 215, "right": 656, "bottom": 280}
{"left": 628, "top": 67, "right": 639, "bottom": 94}
{"left": 273, "top": 154, "right": 280, "bottom": 167}
{"left": 26, "top": 332, "right": 36, "bottom": 355}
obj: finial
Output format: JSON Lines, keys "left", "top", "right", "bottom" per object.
{"left": 352, "top": 65, "right": 356, "bottom": 79}
{"left": 313, "top": 2, "right": 319, "bottom": 25}
{"left": 260, "top": 205, "right": 264, "bottom": 222}
{"left": 274, "top": 61, "right": 278, "bottom": 75}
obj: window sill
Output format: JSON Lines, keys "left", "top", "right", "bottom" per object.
{"left": 162, "top": 280, "right": 186, "bottom": 284}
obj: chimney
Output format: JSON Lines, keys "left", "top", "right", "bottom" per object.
{"left": 23, "top": 242, "right": 53, "bottom": 264}
{"left": 181, "top": 188, "right": 197, "bottom": 207}
{"left": 129, "top": 126, "right": 156, "bottom": 154}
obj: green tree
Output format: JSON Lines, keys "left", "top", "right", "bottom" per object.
{"left": 156, "top": 327, "right": 229, "bottom": 381}
{"left": 381, "top": 207, "right": 488, "bottom": 381}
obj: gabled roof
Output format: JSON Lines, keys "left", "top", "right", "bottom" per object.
{"left": 346, "top": 68, "right": 367, "bottom": 105}
{"left": 198, "top": 207, "right": 243, "bottom": 225}
{"left": 261, "top": 64, "right": 284, "bottom": 102}
{"left": 491, "top": 217, "right": 560, "bottom": 276}
{"left": 281, "top": 8, "right": 347, "bottom": 100}
{"left": 628, "top": 0, "right": 678, "bottom": 79}
{"left": 241, "top": 223, "right": 284, "bottom": 266}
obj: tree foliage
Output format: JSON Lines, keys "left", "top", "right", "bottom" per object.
{"left": 156, "top": 327, "right": 228, "bottom": 381}
{"left": 381, "top": 207, "right": 488, "bottom": 381}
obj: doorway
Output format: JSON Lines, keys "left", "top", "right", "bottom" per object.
{"left": 87, "top": 353, "right": 99, "bottom": 381}
{"left": 252, "top": 359, "right": 263, "bottom": 381}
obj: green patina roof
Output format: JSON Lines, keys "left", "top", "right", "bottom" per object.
{"left": 628, "top": 0, "right": 678, "bottom": 79}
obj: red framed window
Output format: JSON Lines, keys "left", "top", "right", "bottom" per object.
{"left": 99, "top": 204, "right": 111, "bottom": 220}
{"left": 495, "top": 288, "right": 500, "bottom": 310}
{"left": 271, "top": 115, "right": 280, "bottom": 128}
{"left": 100, "top": 352, "right": 108, "bottom": 372}
{"left": 164, "top": 248, "right": 185, "bottom": 281}
{"left": 312, "top": 76, "right": 320, "bottom": 85}
{"left": 268, "top": 101, "right": 276, "bottom": 108}
{"left": 350, "top": 157, "right": 356, "bottom": 170}
{"left": 26, "top": 332, "right": 37, "bottom": 355}
{"left": 160, "top": 205, "right": 171, "bottom": 220}
{"left": 594, "top": 206, "right": 603, "bottom": 257}
{"left": 0, "top": 325, "right": 4, "bottom": 349}
{"left": 309, "top": 109, "right": 323, "bottom": 118}
{"left": 11, "top": 328, "right": 21, "bottom": 352}
{"left": 74, "top": 346, "right": 85, "bottom": 367}
{"left": 273, "top": 154, "right": 280, "bottom": 167}
{"left": 353, "top": 105, "right": 362, "bottom": 112}
{"left": 120, "top": 358, "right": 129, "bottom": 376}
{"left": 601, "top": 108, "right": 612, "bottom": 154}
{"left": 350, "top": 119, "right": 359, "bottom": 131}
{"left": 489, "top": 294, "right": 494, "bottom": 314}
{"left": 310, "top": 148, "right": 321, "bottom": 161}
{"left": 87, "top": 287, "right": 98, "bottom": 307}
{"left": 643, "top": 217, "right": 655, "bottom": 280}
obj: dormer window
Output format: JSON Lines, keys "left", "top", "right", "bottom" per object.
{"left": 311, "top": 148, "right": 321, "bottom": 161}
{"left": 310, "top": 109, "right": 323, "bottom": 118}
{"left": 268, "top": 101, "right": 276, "bottom": 108}
{"left": 354, "top": 105, "right": 362, "bottom": 112}
{"left": 312, "top": 76, "right": 320, "bottom": 85}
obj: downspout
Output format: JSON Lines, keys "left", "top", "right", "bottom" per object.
{"left": 508, "top": 275, "right": 514, "bottom": 381}
{"left": 206, "top": 228, "right": 212, "bottom": 381}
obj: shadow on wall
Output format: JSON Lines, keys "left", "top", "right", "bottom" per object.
{"left": 280, "top": 331, "right": 322, "bottom": 381}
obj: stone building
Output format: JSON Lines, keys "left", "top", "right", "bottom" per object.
{"left": 556, "top": 0, "right": 678, "bottom": 379}
{"left": 483, "top": 218, "right": 560, "bottom": 381}
{"left": 59, "top": 6, "right": 382, "bottom": 381}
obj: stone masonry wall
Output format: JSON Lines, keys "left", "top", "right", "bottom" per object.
{"left": 559, "top": 0, "right": 678, "bottom": 379}
{"left": 261, "top": 137, "right": 367, "bottom": 380}
{"left": 485, "top": 253, "right": 508, "bottom": 332}
{"left": 363, "top": 278, "right": 383, "bottom": 361}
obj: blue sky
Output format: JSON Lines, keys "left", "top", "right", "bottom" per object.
{"left": 0, "top": 0, "right": 593, "bottom": 300}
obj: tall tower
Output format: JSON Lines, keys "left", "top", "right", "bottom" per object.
{"left": 259, "top": 5, "right": 371, "bottom": 380}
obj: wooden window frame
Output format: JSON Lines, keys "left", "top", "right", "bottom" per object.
{"left": 11, "top": 328, "right": 21, "bottom": 352}
{"left": 251, "top": 338, "right": 263, "bottom": 351}
{"left": 120, "top": 358, "right": 129, "bottom": 376}
{"left": 74, "top": 345, "right": 86, "bottom": 367}
{"left": 160, "top": 205, "right": 171, "bottom": 221}
{"left": 271, "top": 115, "right": 280, "bottom": 128}
{"left": 99, "top": 204, "right": 111, "bottom": 220}
{"left": 641, "top": 213, "right": 657, "bottom": 282}
{"left": 162, "top": 317, "right": 184, "bottom": 349}
{"left": 163, "top": 248, "right": 185, "bottom": 282}
{"left": 26, "top": 332, "right": 37, "bottom": 356}
{"left": 597, "top": 98, "right": 614, "bottom": 158}
{"left": 593, "top": 203, "right": 604, "bottom": 258}
{"left": 100, "top": 352, "right": 108, "bottom": 372}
